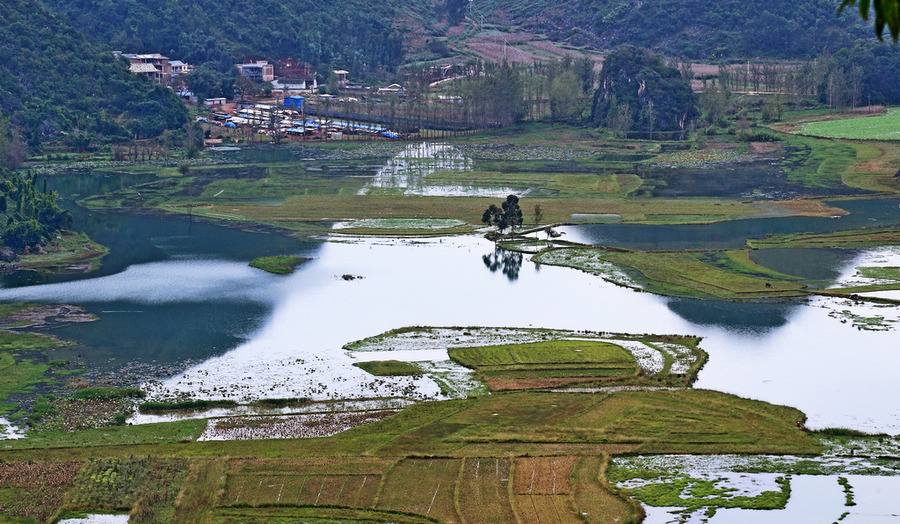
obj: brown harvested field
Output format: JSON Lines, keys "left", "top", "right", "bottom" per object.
{"left": 229, "top": 457, "right": 394, "bottom": 476}
{"left": 224, "top": 473, "right": 380, "bottom": 507}
{"left": 457, "top": 457, "right": 515, "bottom": 523}
{"left": 461, "top": 32, "right": 603, "bottom": 68}
{"left": 483, "top": 375, "right": 621, "bottom": 391}
{"left": 513, "top": 456, "right": 577, "bottom": 495}
{"left": 513, "top": 494, "right": 582, "bottom": 523}
{"left": 376, "top": 458, "right": 462, "bottom": 523}
{"left": 224, "top": 458, "right": 393, "bottom": 507}
{"left": 571, "top": 455, "right": 643, "bottom": 524}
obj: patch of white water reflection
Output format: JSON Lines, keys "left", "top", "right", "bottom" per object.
{"left": 357, "top": 142, "right": 518, "bottom": 197}
{"left": 0, "top": 260, "right": 280, "bottom": 304}
{"left": 58, "top": 515, "right": 130, "bottom": 524}
{"left": 0, "top": 418, "right": 24, "bottom": 439}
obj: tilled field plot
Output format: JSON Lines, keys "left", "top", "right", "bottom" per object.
{"left": 224, "top": 458, "right": 392, "bottom": 507}
{"left": 457, "top": 457, "right": 515, "bottom": 523}
{"left": 225, "top": 473, "right": 380, "bottom": 506}
{"left": 512, "top": 456, "right": 580, "bottom": 523}
{"left": 376, "top": 458, "right": 462, "bottom": 522}
{"left": 513, "top": 456, "right": 577, "bottom": 495}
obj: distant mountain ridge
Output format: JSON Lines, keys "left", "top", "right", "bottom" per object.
{"left": 473, "top": 0, "right": 872, "bottom": 59}
{"left": 36, "top": 0, "right": 880, "bottom": 69}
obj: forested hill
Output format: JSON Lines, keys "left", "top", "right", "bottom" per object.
{"left": 0, "top": 0, "right": 187, "bottom": 150}
{"left": 473, "top": 0, "right": 872, "bottom": 59}
{"left": 40, "top": 0, "right": 405, "bottom": 74}
{"left": 46, "top": 0, "right": 878, "bottom": 66}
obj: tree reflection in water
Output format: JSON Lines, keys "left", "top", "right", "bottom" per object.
{"left": 482, "top": 246, "right": 523, "bottom": 281}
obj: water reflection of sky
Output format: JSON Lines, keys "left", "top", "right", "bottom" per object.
{"left": 3, "top": 233, "right": 896, "bottom": 431}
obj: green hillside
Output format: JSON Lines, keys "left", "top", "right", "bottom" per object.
{"left": 0, "top": 0, "right": 187, "bottom": 150}
{"left": 41, "top": 0, "right": 406, "bottom": 74}
{"left": 473, "top": 0, "right": 871, "bottom": 59}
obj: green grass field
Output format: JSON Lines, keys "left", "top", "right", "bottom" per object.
{"left": 798, "top": 108, "right": 900, "bottom": 140}
{"left": 450, "top": 340, "right": 640, "bottom": 390}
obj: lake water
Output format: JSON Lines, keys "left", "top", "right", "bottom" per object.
{"left": 0, "top": 166, "right": 897, "bottom": 432}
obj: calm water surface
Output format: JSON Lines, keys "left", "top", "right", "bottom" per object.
{"left": 0, "top": 170, "right": 897, "bottom": 432}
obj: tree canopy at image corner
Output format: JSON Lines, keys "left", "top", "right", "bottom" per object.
{"left": 840, "top": 0, "right": 900, "bottom": 41}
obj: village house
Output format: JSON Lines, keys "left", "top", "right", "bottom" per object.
{"left": 271, "top": 76, "right": 318, "bottom": 93}
{"left": 169, "top": 60, "right": 193, "bottom": 77}
{"left": 236, "top": 61, "right": 275, "bottom": 82}
{"left": 333, "top": 70, "right": 349, "bottom": 88}
{"left": 123, "top": 53, "right": 172, "bottom": 83}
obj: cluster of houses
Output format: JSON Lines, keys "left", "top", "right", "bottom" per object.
{"left": 200, "top": 98, "right": 400, "bottom": 140}
{"left": 115, "top": 50, "right": 412, "bottom": 140}
{"left": 117, "top": 52, "right": 325, "bottom": 95}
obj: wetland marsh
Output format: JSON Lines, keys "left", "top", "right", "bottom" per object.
{"left": 1, "top": 131, "right": 899, "bottom": 521}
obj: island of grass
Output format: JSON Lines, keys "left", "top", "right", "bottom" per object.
{"left": 344, "top": 326, "right": 706, "bottom": 392}
{"left": 353, "top": 360, "right": 424, "bottom": 376}
{"left": 249, "top": 255, "right": 311, "bottom": 274}
{"left": 533, "top": 247, "right": 809, "bottom": 300}
{"left": 12, "top": 231, "right": 108, "bottom": 273}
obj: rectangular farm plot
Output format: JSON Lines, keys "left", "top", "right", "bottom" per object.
{"left": 513, "top": 456, "right": 577, "bottom": 495}
{"left": 376, "top": 458, "right": 462, "bottom": 523}
{"left": 450, "top": 340, "right": 639, "bottom": 390}
{"left": 451, "top": 340, "right": 635, "bottom": 367}
{"left": 225, "top": 473, "right": 380, "bottom": 507}
{"left": 457, "top": 458, "right": 515, "bottom": 523}
{"left": 571, "top": 456, "right": 641, "bottom": 524}
{"left": 511, "top": 457, "right": 582, "bottom": 523}
{"left": 514, "top": 495, "right": 583, "bottom": 524}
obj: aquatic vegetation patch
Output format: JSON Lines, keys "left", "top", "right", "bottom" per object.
{"left": 651, "top": 148, "right": 756, "bottom": 168}
{"left": 533, "top": 247, "right": 640, "bottom": 288}
{"left": 748, "top": 228, "right": 900, "bottom": 249}
{"left": 827, "top": 308, "right": 895, "bottom": 331}
{"left": 248, "top": 255, "right": 311, "bottom": 274}
{"left": 353, "top": 360, "right": 423, "bottom": 376}
{"left": 856, "top": 266, "right": 900, "bottom": 281}
{"left": 33, "top": 396, "right": 137, "bottom": 432}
